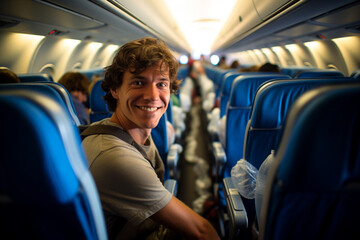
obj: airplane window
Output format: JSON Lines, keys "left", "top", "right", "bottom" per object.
{"left": 39, "top": 64, "right": 55, "bottom": 79}
{"left": 72, "top": 62, "right": 82, "bottom": 70}
{"left": 327, "top": 64, "right": 338, "bottom": 70}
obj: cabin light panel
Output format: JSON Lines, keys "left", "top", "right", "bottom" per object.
{"left": 164, "top": 0, "right": 237, "bottom": 55}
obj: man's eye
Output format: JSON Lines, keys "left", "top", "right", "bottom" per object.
{"left": 158, "top": 82, "right": 168, "bottom": 87}
{"left": 133, "top": 81, "right": 143, "bottom": 86}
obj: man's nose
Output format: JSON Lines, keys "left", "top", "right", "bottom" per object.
{"left": 144, "top": 84, "right": 159, "bottom": 100}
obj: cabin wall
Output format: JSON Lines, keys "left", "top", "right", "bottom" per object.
{"left": 0, "top": 32, "right": 120, "bottom": 81}
{"left": 227, "top": 36, "right": 360, "bottom": 76}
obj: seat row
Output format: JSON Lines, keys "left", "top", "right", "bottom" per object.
{"left": 224, "top": 82, "right": 360, "bottom": 240}
{"left": 202, "top": 64, "right": 360, "bottom": 239}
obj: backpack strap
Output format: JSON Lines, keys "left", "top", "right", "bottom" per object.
{"left": 80, "top": 124, "right": 154, "bottom": 168}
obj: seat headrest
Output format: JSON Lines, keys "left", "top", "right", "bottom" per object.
{"left": 229, "top": 75, "right": 290, "bottom": 108}
{"left": 0, "top": 90, "right": 85, "bottom": 203}
{"left": 90, "top": 80, "right": 109, "bottom": 112}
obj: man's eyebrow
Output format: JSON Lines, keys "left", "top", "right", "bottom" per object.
{"left": 160, "top": 77, "right": 170, "bottom": 81}
{"left": 130, "top": 75, "right": 146, "bottom": 80}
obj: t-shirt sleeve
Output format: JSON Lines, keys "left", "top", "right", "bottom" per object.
{"left": 87, "top": 134, "right": 172, "bottom": 225}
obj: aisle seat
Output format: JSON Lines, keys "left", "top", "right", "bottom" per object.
{"left": 0, "top": 82, "right": 80, "bottom": 126}
{"left": 89, "top": 80, "right": 112, "bottom": 123}
{"left": 260, "top": 83, "right": 360, "bottom": 239}
{"left": 214, "top": 74, "right": 290, "bottom": 239}
{"left": 295, "top": 69, "right": 344, "bottom": 78}
{"left": 225, "top": 77, "right": 358, "bottom": 240}
{"left": 280, "top": 66, "right": 316, "bottom": 77}
{"left": 0, "top": 89, "right": 107, "bottom": 240}
{"left": 219, "top": 74, "right": 291, "bottom": 182}
{"left": 78, "top": 68, "right": 105, "bottom": 82}
{"left": 18, "top": 73, "right": 53, "bottom": 82}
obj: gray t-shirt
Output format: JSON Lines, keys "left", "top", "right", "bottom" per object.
{"left": 82, "top": 119, "right": 172, "bottom": 238}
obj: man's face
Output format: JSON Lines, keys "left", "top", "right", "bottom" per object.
{"left": 112, "top": 62, "right": 170, "bottom": 130}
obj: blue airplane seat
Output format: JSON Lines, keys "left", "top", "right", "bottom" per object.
{"left": 18, "top": 73, "right": 53, "bottom": 82}
{"left": 89, "top": 80, "right": 112, "bottom": 123}
{"left": 259, "top": 83, "right": 360, "bottom": 240}
{"left": 166, "top": 97, "right": 174, "bottom": 125}
{"left": 223, "top": 77, "right": 358, "bottom": 240}
{"left": 41, "top": 81, "right": 82, "bottom": 125}
{"left": 351, "top": 69, "right": 360, "bottom": 79}
{"left": 0, "top": 83, "right": 80, "bottom": 126}
{"left": 152, "top": 113, "right": 182, "bottom": 181}
{"left": 244, "top": 78, "right": 355, "bottom": 169}
{"left": 219, "top": 73, "right": 289, "bottom": 118}
{"left": 214, "top": 69, "right": 238, "bottom": 99}
{"left": 204, "top": 65, "right": 217, "bottom": 81}
{"left": 177, "top": 65, "right": 190, "bottom": 81}
{"left": 280, "top": 66, "right": 316, "bottom": 77}
{"left": 214, "top": 74, "right": 290, "bottom": 239}
{"left": 0, "top": 89, "right": 107, "bottom": 240}
{"left": 294, "top": 69, "right": 344, "bottom": 78}
{"left": 152, "top": 114, "right": 170, "bottom": 180}
{"left": 222, "top": 74, "right": 291, "bottom": 179}
{"left": 218, "top": 72, "right": 242, "bottom": 118}
{"left": 78, "top": 68, "right": 105, "bottom": 82}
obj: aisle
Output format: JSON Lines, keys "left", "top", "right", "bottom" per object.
{"left": 176, "top": 100, "right": 219, "bottom": 229}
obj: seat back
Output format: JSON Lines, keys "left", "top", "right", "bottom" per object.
{"left": 245, "top": 78, "right": 355, "bottom": 169}
{"left": 78, "top": 68, "right": 105, "bottom": 82}
{"left": 151, "top": 114, "right": 170, "bottom": 180}
{"left": 351, "top": 69, "right": 360, "bottom": 80}
{"left": 219, "top": 73, "right": 288, "bottom": 118}
{"left": 260, "top": 83, "right": 360, "bottom": 240}
{"left": 89, "top": 80, "right": 112, "bottom": 123}
{"left": 295, "top": 69, "right": 344, "bottom": 78}
{"left": 280, "top": 66, "right": 316, "bottom": 77}
{"left": 242, "top": 78, "right": 357, "bottom": 232}
{"left": 224, "top": 74, "right": 291, "bottom": 179}
{"left": 0, "top": 89, "right": 107, "bottom": 239}
{"left": 0, "top": 83, "right": 80, "bottom": 126}
{"left": 18, "top": 73, "right": 53, "bottom": 82}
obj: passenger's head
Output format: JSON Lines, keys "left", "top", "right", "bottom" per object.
{"left": 0, "top": 68, "right": 20, "bottom": 84}
{"left": 230, "top": 60, "right": 240, "bottom": 69}
{"left": 58, "top": 72, "right": 90, "bottom": 103}
{"left": 258, "top": 62, "right": 280, "bottom": 73}
{"left": 102, "top": 37, "right": 180, "bottom": 112}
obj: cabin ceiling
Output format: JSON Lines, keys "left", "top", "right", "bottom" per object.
{"left": 0, "top": 0, "right": 359, "bottom": 56}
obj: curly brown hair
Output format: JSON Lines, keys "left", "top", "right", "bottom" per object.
{"left": 58, "top": 72, "right": 90, "bottom": 95}
{"left": 102, "top": 37, "right": 181, "bottom": 112}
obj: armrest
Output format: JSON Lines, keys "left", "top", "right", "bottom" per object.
{"left": 212, "top": 141, "right": 227, "bottom": 181}
{"left": 223, "top": 177, "right": 248, "bottom": 240}
{"left": 164, "top": 179, "right": 178, "bottom": 196}
{"left": 167, "top": 143, "right": 182, "bottom": 179}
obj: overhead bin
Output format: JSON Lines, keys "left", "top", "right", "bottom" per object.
{"left": 0, "top": 0, "right": 105, "bottom": 31}
{"left": 213, "top": 0, "right": 262, "bottom": 52}
{"left": 253, "top": 0, "right": 295, "bottom": 20}
{"left": 311, "top": 1, "right": 360, "bottom": 28}
{"left": 212, "top": 0, "right": 300, "bottom": 52}
{"left": 213, "top": 0, "right": 358, "bottom": 53}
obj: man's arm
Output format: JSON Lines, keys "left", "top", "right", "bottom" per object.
{"left": 150, "top": 196, "right": 220, "bottom": 239}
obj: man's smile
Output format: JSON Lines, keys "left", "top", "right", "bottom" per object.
{"left": 137, "top": 106, "right": 161, "bottom": 112}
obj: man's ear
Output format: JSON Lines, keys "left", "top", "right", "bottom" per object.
{"left": 110, "top": 88, "right": 119, "bottom": 99}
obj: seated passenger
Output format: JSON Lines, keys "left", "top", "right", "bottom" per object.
{"left": 58, "top": 72, "right": 90, "bottom": 125}
{"left": 230, "top": 60, "right": 240, "bottom": 69}
{"left": 82, "top": 37, "right": 219, "bottom": 240}
{"left": 258, "top": 62, "right": 280, "bottom": 73}
{"left": 0, "top": 68, "right": 20, "bottom": 83}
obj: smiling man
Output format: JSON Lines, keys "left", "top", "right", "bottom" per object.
{"left": 82, "top": 37, "right": 219, "bottom": 240}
